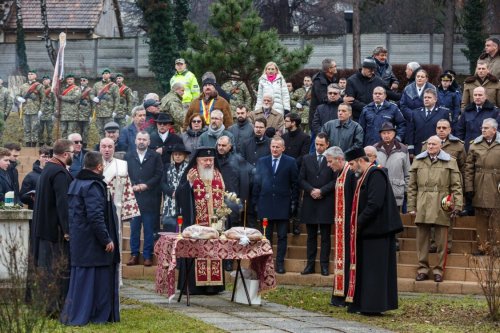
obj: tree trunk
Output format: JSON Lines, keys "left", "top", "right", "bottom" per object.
{"left": 442, "top": 0, "right": 455, "bottom": 71}
{"left": 352, "top": 0, "right": 361, "bottom": 69}
{"left": 40, "top": 0, "right": 57, "bottom": 66}
{"left": 15, "top": 0, "right": 29, "bottom": 75}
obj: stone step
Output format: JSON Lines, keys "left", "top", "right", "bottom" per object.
{"left": 401, "top": 214, "right": 477, "bottom": 229}
{"left": 400, "top": 225, "right": 476, "bottom": 241}
{"left": 398, "top": 237, "right": 475, "bottom": 253}
{"left": 397, "top": 263, "right": 478, "bottom": 282}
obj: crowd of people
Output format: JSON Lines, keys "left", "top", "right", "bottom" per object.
{"left": 0, "top": 36, "right": 499, "bottom": 323}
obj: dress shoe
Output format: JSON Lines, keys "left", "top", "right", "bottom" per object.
{"left": 429, "top": 245, "right": 437, "bottom": 253}
{"left": 301, "top": 263, "right": 315, "bottom": 275}
{"left": 320, "top": 265, "right": 329, "bottom": 276}
{"left": 143, "top": 258, "right": 153, "bottom": 267}
{"left": 127, "top": 255, "right": 139, "bottom": 266}
{"left": 434, "top": 274, "right": 443, "bottom": 283}
{"left": 415, "top": 273, "right": 428, "bottom": 281}
{"left": 275, "top": 263, "right": 286, "bottom": 274}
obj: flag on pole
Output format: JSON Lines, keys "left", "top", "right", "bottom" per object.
{"left": 51, "top": 32, "right": 66, "bottom": 94}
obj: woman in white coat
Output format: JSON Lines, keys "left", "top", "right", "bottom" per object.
{"left": 255, "top": 62, "right": 290, "bottom": 115}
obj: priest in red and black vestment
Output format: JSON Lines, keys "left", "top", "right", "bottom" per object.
{"left": 175, "top": 146, "right": 226, "bottom": 295}
{"left": 344, "top": 148, "right": 403, "bottom": 315}
{"left": 325, "top": 146, "right": 357, "bottom": 307}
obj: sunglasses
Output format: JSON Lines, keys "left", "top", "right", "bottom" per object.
{"left": 73, "top": 141, "right": 83, "bottom": 144}
{"left": 191, "top": 120, "right": 202, "bottom": 123}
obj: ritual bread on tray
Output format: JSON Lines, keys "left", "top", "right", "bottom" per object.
{"left": 225, "top": 227, "right": 263, "bottom": 241}
{"left": 182, "top": 225, "right": 219, "bottom": 239}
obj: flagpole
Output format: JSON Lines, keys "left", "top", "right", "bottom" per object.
{"left": 52, "top": 32, "right": 66, "bottom": 140}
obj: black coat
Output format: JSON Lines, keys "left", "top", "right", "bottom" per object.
{"left": 348, "top": 166, "right": 402, "bottom": 314}
{"left": 217, "top": 151, "right": 253, "bottom": 202}
{"left": 6, "top": 161, "right": 20, "bottom": 203}
{"left": 0, "top": 169, "right": 16, "bottom": 203}
{"left": 299, "top": 154, "right": 335, "bottom": 224}
{"left": 455, "top": 100, "right": 500, "bottom": 151}
{"left": 311, "top": 100, "right": 340, "bottom": 134}
{"left": 125, "top": 149, "right": 163, "bottom": 214}
{"left": 20, "top": 160, "right": 42, "bottom": 209}
{"left": 310, "top": 71, "right": 337, "bottom": 124}
{"left": 282, "top": 128, "right": 310, "bottom": 168}
{"left": 68, "top": 169, "right": 120, "bottom": 267}
{"left": 241, "top": 135, "right": 271, "bottom": 166}
{"left": 33, "top": 159, "right": 74, "bottom": 243}
{"left": 149, "top": 130, "right": 183, "bottom": 165}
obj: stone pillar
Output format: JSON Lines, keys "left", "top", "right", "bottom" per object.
{"left": 0, "top": 209, "right": 32, "bottom": 280}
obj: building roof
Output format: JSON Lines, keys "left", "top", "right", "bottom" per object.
{"left": 4, "top": 0, "right": 106, "bottom": 31}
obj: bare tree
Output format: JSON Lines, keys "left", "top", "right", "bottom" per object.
{"left": 442, "top": 0, "right": 456, "bottom": 70}
{"left": 40, "top": 0, "right": 57, "bottom": 66}
{"left": 352, "top": 0, "right": 361, "bottom": 69}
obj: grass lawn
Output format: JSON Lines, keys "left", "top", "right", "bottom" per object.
{"left": 59, "top": 297, "right": 223, "bottom": 333}
{"left": 263, "top": 286, "right": 499, "bottom": 333}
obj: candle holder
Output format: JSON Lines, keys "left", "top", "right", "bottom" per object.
{"left": 262, "top": 218, "right": 268, "bottom": 240}
{"left": 177, "top": 216, "right": 183, "bottom": 239}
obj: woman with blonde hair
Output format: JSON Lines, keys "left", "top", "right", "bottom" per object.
{"left": 255, "top": 61, "right": 290, "bottom": 115}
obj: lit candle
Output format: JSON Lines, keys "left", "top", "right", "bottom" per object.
{"left": 262, "top": 218, "right": 268, "bottom": 240}
{"left": 177, "top": 215, "right": 183, "bottom": 239}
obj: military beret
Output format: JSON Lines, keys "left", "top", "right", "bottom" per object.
{"left": 115, "top": 73, "right": 124, "bottom": 78}
{"left": 80, "top": 75, "right": 89, "bottom": 80}
{"left": 101, "top": 68, "right": 112, "bottom": 74}
{"left": 28, "top": 69, "right": 37, "bottom": 74}
{"left": 42, "top": 75, "right": 51, "bottom": 80}
{"left": 65, "top": 73, "right": 75, "bottom": 79}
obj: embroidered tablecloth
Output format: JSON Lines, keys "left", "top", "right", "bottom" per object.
{"left": 154, "top": 233, "right": 277, "bottom": 299}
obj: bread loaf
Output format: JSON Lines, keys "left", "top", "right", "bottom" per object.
{"left": 225, "top": 227, "right": 262, "bottom": 241}
{"left": 182, "top": 225, "right": 219, "bottom": 239}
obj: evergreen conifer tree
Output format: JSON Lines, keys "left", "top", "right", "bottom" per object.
{"left": 461, "top": 0, "right": 488, "bottom": 73}
{"left": 173, "top": 0, "right": 190, "bottom": 52}
{"left": 182, "top": 0, "right": 312, "bottom": 104}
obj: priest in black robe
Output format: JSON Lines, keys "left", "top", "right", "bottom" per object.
{"left": 344, "top": 148, "right": 403, "bottom": 315}
{"left": 175, "top": 146, "right": 226, "bottom": 295}
{"left": 61, "top": 152, "right": 120, "bottom": 325}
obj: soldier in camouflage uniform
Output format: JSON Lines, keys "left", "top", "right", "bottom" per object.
{"left": 38, "top": 76, "right": 56, "bottom": 145}
{"left": 16, "top": 70, "right": 43, "bottom": 147}
{"left": 290, "top": 76, "right": 312, "bottom": 133}
{"left": 58, "top": 74, "right": 81, "bottom": 139}
{"left": 160, "top": 82, "right": 185, "bottom": 133}
{"left": 0, "top": 78, "right": 13, "bottom": 141}
{"left": 115, "top": 73, "right": 133, "bottom": 128}
{"left": 77, "top": 76, "right": 93, "bottom": 147}
{"left": 221, "top": 80, "right": 251, "bottom": 121}
{"left": 91, "top": 68, "right": 119, "bottom": 137}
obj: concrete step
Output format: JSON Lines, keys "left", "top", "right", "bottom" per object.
{"left": 398, "top": 237, "right": 475, "bottom": 253}
{"left": 397, "top": 263, "right": 478, "bottom": 282}
{"left": 400, "top": 225, "right": 476, "bottom": 241}
{"left": 401, "top": 214, "right": 477, "bottom": 229}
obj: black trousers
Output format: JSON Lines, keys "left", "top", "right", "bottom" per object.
{"left": 306, "top": 224, "right": 332, "bottom": 265}
{"left": 265, "top": 219, "right": 289, "bottom": 264}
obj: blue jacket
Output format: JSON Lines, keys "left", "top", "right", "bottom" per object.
{"left": 68, "top": 149, "right": 87, "bottom": 178}
{"left": 118, "top": 123, "right": 139, "bottom": 153}
{"left": 400, "top": 82, "right": 436, "bottom": 120}
{"left": 406, "top": 105, "right": 453, "bottom": 154}
{"left": 253, "top": 154, "right": 299, "bottom": 220}
{"left": 359, "top": 101, "right": 407, "bottom": 146}
{"left": 455, "top": 100, "right": 500, "bottom": 151}
{"left": 321, "top": 119, "right": 364, "bottom": 153}
{"left": 437, "top": 86, "right": 461, "bottom": 126}
{"left": 68, "top": 169, "right": 119, "bottom": 267}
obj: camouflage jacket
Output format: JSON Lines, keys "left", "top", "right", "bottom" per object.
{"left": 91, "top": 79, "right": 118, "bottom": 117}
{"left": 18, "top": 81, "right": 43, "bottom": 115}
{"left": 160, "top": 91, "right": 185, "bottom": 131}
{"left": 291, "top": 87, "right": 312, "bottom": 124}
{"left": 116, "top": 83, "right": 133, "bottom": 118}
{"left": 0, "top": 86, "right": 13, "bottom": 118}
{"left": 40, "top": 85, "right": 56, "bottom": 120}
{"left": 221, "top": 81, "right": 252, "bottom": 117}
{"left": 59, "top": 84, "right": 82, "bottom": 121}
{"left": 78, "top": 86, "right": 93, "bottom": 120}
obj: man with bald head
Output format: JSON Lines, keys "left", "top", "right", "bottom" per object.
{"left": 456, "top": 86, "right": 500, "bottom": 151}
{"left": 408, "top": 135, "right": 462, "bottom": 283}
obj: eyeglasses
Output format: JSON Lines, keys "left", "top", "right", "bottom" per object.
{"left": 73, "top": 141, "right": 82, "bottom": 144}
{"left": 328, "top": 92, "right": 339, "bottom": 95}
{"left": 191, "top": 120, "right": 202, "bottom": 123}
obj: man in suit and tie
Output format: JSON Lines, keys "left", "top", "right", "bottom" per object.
{"left": 299, "top": 133, "right": 335, "bottom": 276}
{"left": 125, "top": 131, "right": 163, "bottom": 267}
{"left": 406, "top": 88, "right": 452, "bottom": 158}
{"left": 253, "top": 136, "right": 299, "bottom": 274}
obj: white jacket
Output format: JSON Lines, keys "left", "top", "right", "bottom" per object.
{"left": 255, "top": 73, "right": 290, "bottom": 115}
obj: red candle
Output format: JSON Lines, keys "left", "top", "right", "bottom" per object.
{"left": 262, "top": 218, "right": 268, "bottom": 227}
{"left": 177, "top": 216, "right": 183, "bottom": 225}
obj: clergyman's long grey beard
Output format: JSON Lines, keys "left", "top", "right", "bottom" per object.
{"left": 198, "top": 166, "right": 214, "bottom": 181}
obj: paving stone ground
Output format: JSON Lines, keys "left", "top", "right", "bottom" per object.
{"left": 122, "top": 280, "right": 394, "bottom": 333}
